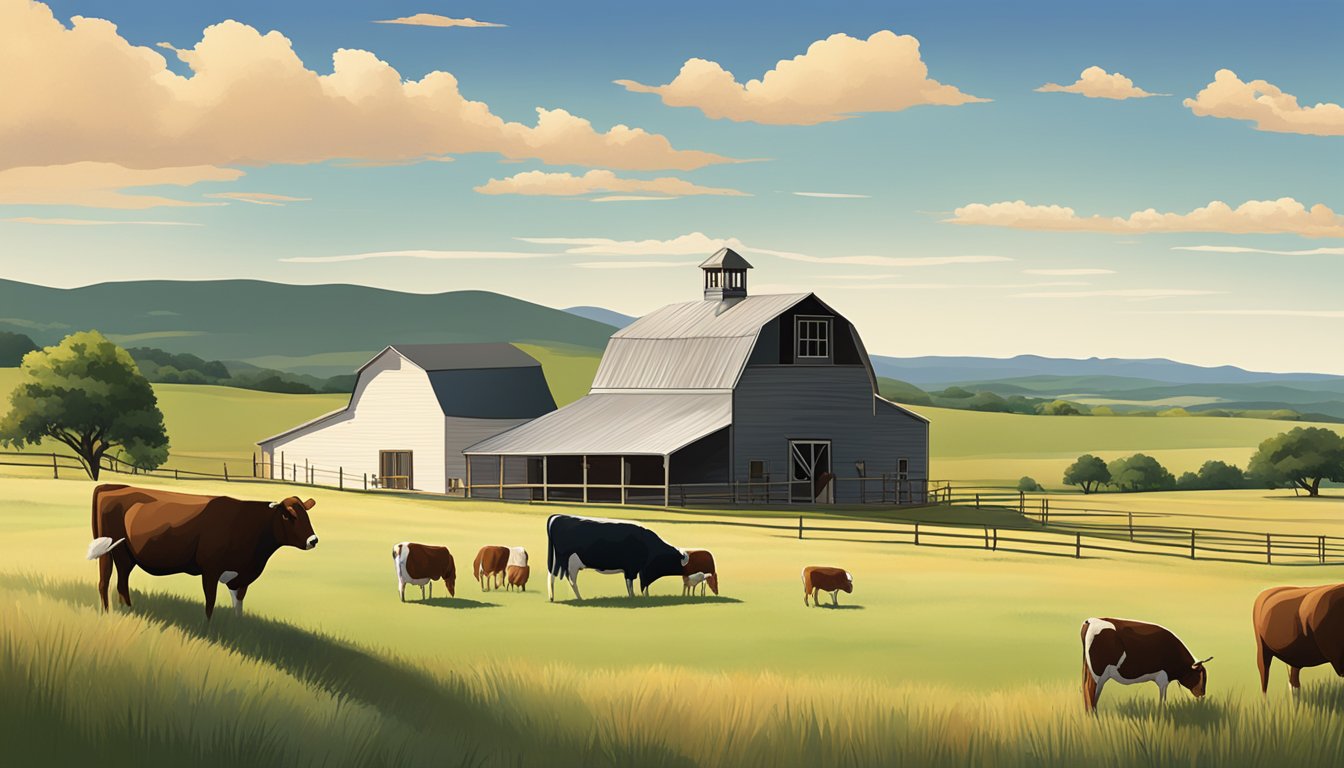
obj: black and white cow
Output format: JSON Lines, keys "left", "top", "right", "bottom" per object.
{"left": 545, "top": 513, "right": 688, "bottom": 601}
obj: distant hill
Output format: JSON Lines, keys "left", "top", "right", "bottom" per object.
{"left": 0, "top": 279, "right": 614, "bottom": 365}
{"left": 563, "top": 305, "right": 635, "bottom": 329}
{"left": 870, "top": 354, "right": 1344, "bottom": 387}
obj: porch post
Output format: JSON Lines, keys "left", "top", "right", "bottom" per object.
{"left": 498, "top": 455, "right": 504, "bottom": 499}
{"left": 465, "top": 456, "right": 472, "bottom": 499}
{"left": 542, "top": 456, "right": 549, "bottom": 503}
{"left": 663, "top": 453, "right": 670, "bottom": 507}
{"left": 620, "top": 456, "right": 627, "bottom": 505}
{"left": 582, "top": 454, "right": 589, "bottom": 504}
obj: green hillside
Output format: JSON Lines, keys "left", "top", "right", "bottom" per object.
{"left": 0, "top": 279, "right": 613, "bottom": 362}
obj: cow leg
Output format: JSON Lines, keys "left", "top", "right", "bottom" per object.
{"left": 201, "top": 574, "right": 219, "bottom": 620}
{"left": 112, "top": 553, "right": 134, "bottom": 608}
{"left": 1289, "top": 666, "right": 1302, "bottom": 694}
{"left": 429, "top": 581, "right": 433, "bottom": 599}
{"left": 547, "top": 572, "right": 555, "bottom": 602}
{"left": 1158, "top": 679, "right": 1169, "bottom": 704}
{"left": 567, "top": 573, "right": 582, "bottom": 601}
{"left": 1257, "top": 642, "right": 1273, "bottom": 695}
{"left": 232, "top": 583, "right": 249, "bottom": 616}
{"left": 97, "top": 554, "right": 113, "bottom": 611}
{"left": 419, "top": 583, "right": 426, "bottom": 600}
{"left": 831, "top": 590, "right": 839, "bottom": 606}
{"left": 1092, "top": 678, "right": 1107, "bottom": 710}
{"left": 626, "top": 578, "right": 635, "bottom": 598}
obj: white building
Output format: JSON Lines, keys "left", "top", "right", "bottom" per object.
{"left": 258, "top": 343, "right": 556, "bottom": 493}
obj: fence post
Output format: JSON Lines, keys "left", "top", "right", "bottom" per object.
{"left": 914, "top": 522, "right": 920, "bottom": 546}
{"left": 252, "top": 452, "right": 257, "bottom": 478}
{"left": 975, "top": 493, "right": 980, "bottom": 510}
{"left": 798, "top": 516, "right": 803, "bottom": 540}
{"left": 174, "top": 468, "right": 179, "bottom": 480}
{"left": 52, "top": 453, "right": 58, "bottom": 479}
{"left": 223, "top": 463, "right": 229, "bottom": 482}
{"left": 339, "top": 467, "right": 344, "bottom": 490}
{"left": 1075, "top": 533, "right": 1081, "bottom": 559}
{"left": 1019, "top": 491, "right": 1024, "bottom": 514}
{"left": 363, "top": 472, "right": 368, "bottom": 491}
{"left": 992, "top": 528, "right": 998, "bottom": 551}
{"left": 1321, "top": 535, "right": 1326, "bottom": 565}
{"left": 1128, "top": 512, "right": 1134, "bottom": 542}
{"left": 984, "top": 526, "right": 989, "bottom": 549}
{"left": 1190, "top": 529, "right": 1196, "bottom": 559}
{"left": 1266, "top": 533, "right": 1272, "bottom": 565}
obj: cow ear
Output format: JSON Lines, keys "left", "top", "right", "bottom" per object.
{"left": 302, "top": 498, "right": 316, "bottom": 510}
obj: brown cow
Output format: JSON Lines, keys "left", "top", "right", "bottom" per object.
{"left": 1254, "top": 583, "right": 1344, "bottom": 694}
{"left": 474, "top": 545, "right": 510, "bottom": 590}
{"left": 1081, "top": 617, "right": 1211, "bottom": 711}
{"left": 802, "top": 566, "right": 852, "bottom": 606}
{"left": 393, "top": 542, "right": 456, "bottom": 601}
{"left": 86, "top": 484, "right": 319, "bottom": 619}
{"left": 683, "top": 549, "right": 719, "bottom": 595}
{"left": 505, "top": 565, "right": 530, "bottom": 591}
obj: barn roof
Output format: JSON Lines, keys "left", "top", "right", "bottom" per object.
{"left": 464, "top": 393, "right": 731, "bottom": 456}
{"left": 591, "top": 293, "right": 812, "bottom": 391}
{"left": 385, "top": 342, "right": 541, "bottom": 372}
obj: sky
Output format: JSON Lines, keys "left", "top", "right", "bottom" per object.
{"left": 2, "top": 0, "right": 1343, "bottom": 372}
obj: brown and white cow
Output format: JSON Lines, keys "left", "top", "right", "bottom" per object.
{"left": 1080, "top": 617, "right": 1211, "bottom": 711}
{"left": 683, "top": 549, "right": 719, "bottom": 596}
{"left": 506, "top": 565, "right": 530, "bottom": 591}
{"left": 393, "top": 542, "right": 456, "bottom": 601}
{"left": 802, "top": 566, "right": 853, "bottom": 607}
{"left": 1254, "top": 583, "right": 1344, "bottom": 694}
{"left": 474, "top": 545, "right": 510, "bottom": 591}
{"left": 86, "top": 484, "right": 319, "bottom": 619}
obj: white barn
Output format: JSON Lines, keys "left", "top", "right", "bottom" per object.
{"left": 257, "top": 343, "right": 556, "bottom": 493}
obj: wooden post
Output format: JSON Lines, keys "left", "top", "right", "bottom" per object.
{"left": 992, "top": 528, "right": 998, "bottom": 551}
{"left": 1075, "top": 533, "right": 1082, "bottom": 559}
{"left": 663, "top": 455, "right": 669, "bottom": 508}
{"left": 253, "top": 452, "right": 257, "bottom": 478}
{"left": 914, "top": 522, "right": 920, "bottom": 546}
{"left": 1019, "top": 491, "right": 1024, "bottom": 514}
{"left": 305, "top": 459, "right": 310, "bottom": 485}
{"left": 465, "top": 457, "right": 472, "bottom": 498}
{"left": 1321, "top": 535, "right": 1326, "bottom": 565}
{"left": 281, "top": 451, "right": 285, "bottom": 482}
{"left": 1128, "top": 512, "right": 1134, "bottom": 542}
{"left": 52, "top": 452, "right": 58, "bottom": 479}
{"left": 339, "top": 466, "right": 343, "bottom": 490}
{"left": 498, "top": 455, "right": 504, "bottom": 500}
{"left": 363, "top": 472, "right": 368, "bottom": 491}
{"left": 983, "top": 526, "right": 989, "bottom": 549}
{"left": 174, "top": 468, "right": 179, "bottom": 480}
{"left": 620, "top": 456, "right": 627, "bottom": 505}
{"left": 581, "top": 455, "right": 588, "bottom": 504}
{"left": 223, "top": 463, "right": 229, "bottom": 482}
{"left": 1266, "top": 533, "right": 1272, "bottom": 565}
{"left": 975, "top": 493, "right": 980, "bottom": 509}
{"left": 1191, "top": 529, "right": 1196, "bottom": 560}
{"left": 798, "top": 516, "right": 803, "bottom": 540}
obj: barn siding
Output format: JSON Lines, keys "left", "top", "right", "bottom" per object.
{"left": 732, "top": 365, "right": 928, "bottom": 504}
{"left": 444, "top": 416, "right": 528, "bottom": 485}
{"left": 261, "top": 351, "right": 447, "bottom": 492}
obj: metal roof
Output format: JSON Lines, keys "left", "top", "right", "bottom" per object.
{"left": 388, "top": 342, "right": 541, "bottom": 372}
{"left": 592, "top": 293, "right": 809, "bottom": 391}
{"left": 698, "top": 247, "right": 753, "bottom": 270}
{"left": 464, "top": 393, "right": 732, "bottom": 455}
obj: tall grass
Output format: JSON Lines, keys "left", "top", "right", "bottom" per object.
{"left": 6, "top": 572, "right": 1344, "bottom": 767}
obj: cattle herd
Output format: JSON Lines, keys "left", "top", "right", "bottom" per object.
{"left": 83, "top": 485, "right": 1344, "bottom": 711}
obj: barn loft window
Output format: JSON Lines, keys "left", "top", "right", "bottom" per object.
{"left": 795, "top": 317, "right": 831, "bottom": 359}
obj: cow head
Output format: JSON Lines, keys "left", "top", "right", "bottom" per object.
{"left": 269, "top": 497, "right": 318, "bottom": 550}
{"left": 841, "top": 571, "right": 854, "bottom": 594}
{"left": 706, "top": 572, "right": 720, "bottom": 595}
{"left": 640, "top": 545, "right": 689, "bottom": 592}
{"left": 1179, "top": 656, "right": 1212, "bottom": 697}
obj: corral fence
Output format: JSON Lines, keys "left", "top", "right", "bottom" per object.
{"left": 3, "top": 450, "right": 1338, "bottom": 567}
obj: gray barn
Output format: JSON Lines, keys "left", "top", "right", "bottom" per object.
{"left": 464, "top": 250, "right": 929, "bottom": 505}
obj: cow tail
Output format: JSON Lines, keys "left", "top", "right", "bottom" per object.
{"left": 472, "top": 550, "right": 482, "bottom": 581}
{"left": 86, "top": 484, "right": 126, "bottom": 560}
{"left": 546, "top": 514, "right": 561, "bottom": 578}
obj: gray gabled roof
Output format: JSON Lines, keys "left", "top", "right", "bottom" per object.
{"left": 465, "top": 393, "right": 731, "bottom": 455}
{"left": 387, "top": 342, "right": 541, "bottom": 372}
{"left": 698, "top": 247, "right": 753, "bottom": 270}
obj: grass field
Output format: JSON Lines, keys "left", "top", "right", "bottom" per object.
{"left": 6, "top": 475, "right": 1344, "bottom": 765}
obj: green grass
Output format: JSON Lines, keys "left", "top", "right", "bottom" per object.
{"left": 6, "top": 476, "right": 1344, "bottom": 765}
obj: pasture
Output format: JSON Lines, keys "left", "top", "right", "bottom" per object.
{"left": 5, "top": 475, "right": 1344, "bottom": 766}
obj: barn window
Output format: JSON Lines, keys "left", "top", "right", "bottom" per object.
{"left": 795, "top": 317, "right": 831, "bottom": 359}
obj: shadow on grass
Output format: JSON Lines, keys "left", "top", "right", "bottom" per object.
{"left": 1299, "top": 682, "right": 1344, "bottom": 714}
{"left": 807, "top": 603, "right": 864, "bottom": 611}
{"left": 561, "top": 595, "right": 743, "bottom": 608}
{"left": 411, "top": 597, "right": 498, "bottom": 609}
{"left": 1109, "top": 696, "right": 1229, "bottom": 729}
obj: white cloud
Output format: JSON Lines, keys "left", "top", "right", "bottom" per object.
{"left": 205, "top": 191, "right": 309, "bottom": 206}
{"left": 793, "top": 192, "right": 870, "bottom": 199}
{"left": 574, "top": 261, "right": 700, "bottom": 269}
{"left": 1184, "top": 69, "right": 1344, "bottom": 136}
{"left": 474, "top": 170, "right": 747, "bottom": 198}
{"left": 948, "top": 198, "right": 1344, "bottom": 237}
{"left": 1013, "top": 289, "right": 1219, "bottom": 300}
{"left": 1172, "top": 245, "right": 1344, "bottom": 256}
{"left": 0, "top": 162, "right": 240, "bottom": 209}
{"left": 282, "top": 250, "right": 552, "bottom": 263}
{"left": 615, "top": 30, "right": 985, "bottom": 125}
{"left": 3, "top": 216, "right": 201, "bottom": 226}
{"left": 373, "top": 14, "right": 505, "bottom": 28}
{"left": 590, "top": 195, "right": 679, "bottom": 203}
{"left": 1154, "top": 309, "right": 1344, "bottom": 318}
{"left": 746, "top": 245, "right": 1011, "bottom": 267}
{"left": 1022, "top": 268, "right": 1116, "bottom": 275}
{"left": 1035, "top": 66, "right": 1164, "bottom": 100}
{"left": 0, "top": 3, "right": 732, "bottom": 171}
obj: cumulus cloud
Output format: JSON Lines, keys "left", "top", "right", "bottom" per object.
{"left": 3, "top": 216, "right": 200, "bottom": 226}
{"left": 0, "top": 2, "right": 732, "bottom": 171}
{"left": 794, "top": 192, "right": 870, "bottom": 199}
{"left": 0, "top": 162, "right": 241, "bottom": 208}
{"left": 947, "top": 198, "right": 1344, "bottom": 237}
{"left": 474, "top": 170, "right": 747, "bottom": 198}
{"left": 615, "top": 30, "right": 985, "bottom": 125}
{"left": 282, "top": 250, "right": 552, "bottom": 264}
{"left": 205, "top": 191, "right": 309, "bottom": 206}
{"left": 1173, "top": 245, "right": 1344, "bottom": 256}
{"left": 373, "top": 14, "right": 504, "bottom": 28}
{"left": 1156, "top": 309, "right": 1344, "bottom": 318}
{"left": 1035, "top": 66, "right": 1164, "bottom": 100}
{"left": 1023, "top": 268, "right": 1116, "bottom": 275}
{"left": 1184, "top": 69, "right": 1344, "bottom": 136}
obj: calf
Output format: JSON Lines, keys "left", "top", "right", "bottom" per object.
{"left": 1081, "top": 617, "right": 1211, "bottom": 711}
{"left": 393, "top": 542, "right": 456, "bottom": 601}
{"left": 506, "top": 565, "right": 530, "bottom": 591}
{"left": 546, "top": 514, "right": 687, "bottom": 601}
{"left": 803, "top": 566, "right": 852, "bottom": 607}
{"left": 682, "top": 549, "right": 719, "bottom": 595}
{"left": 474, "top": 545, "right": 510, "bottom": 590}
{"left": 683, "top": 572, "right": 709, "bottom": 596}
{"left": 1254, "top": 583, "right": 1344, "bottom": 694}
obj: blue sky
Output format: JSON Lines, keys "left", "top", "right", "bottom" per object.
{"left": 3, "top": 0, "right": 1343, "bottom": 372}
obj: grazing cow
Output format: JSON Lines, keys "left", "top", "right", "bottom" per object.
{"left": 474, "top": 545, "right": 510, "bottom": 591}
{"left": 1254, "top": 583, "right": 1344, "bottom": 694}
{"left": 86, "top": 484, "right": 319, "bottom": 619}
{"left": 1080, "top": 617, "right": 1211, "bottom": 711}
{"left": 393, "top": 542, "right": 456, "bottom": 601}
{"left": 802, "top": 566, "right": 853, "bottom": 606}
{"left": 545, "top": 513, "right": 688, "bottom": 601}
{"left": 682, "top": 549, "right": 719, "bottom": 595}
{"left": 506, "top": 565, "right": 530, "bottom": 591}
{"left": 683, "top": 572, "right": 709, "bottom": 596}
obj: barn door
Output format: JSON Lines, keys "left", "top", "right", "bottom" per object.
{"left": 789, "top": 440, "right": 832, "bottom": 503}
{"left": 379, "top": 450, "right": 413, "bottom": 490}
